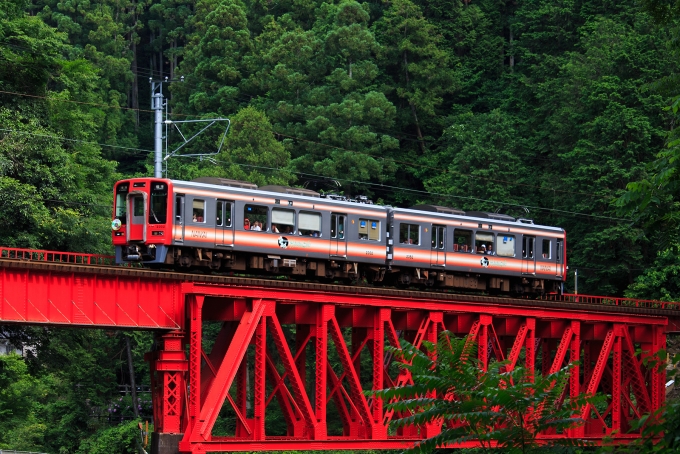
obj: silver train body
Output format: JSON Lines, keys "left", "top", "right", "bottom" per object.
{"left": 112, "top": 178, "right": 566, "bottom": 294}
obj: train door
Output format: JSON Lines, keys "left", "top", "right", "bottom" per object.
{"left": 522, "top": 235, "right": 535, "bottom": 275}
{"left": 430, "top": 224, "right": 445, "bottom": 267}
{"left": 555, "top": 238, "right": 563, "bottom": 278}
{"left": 174, "top": 195, "right": 185, "bottom": 243}
{"left": 127, "top": 192, "right": 146, "bottom": 242}
{"left": 330, "top": 213, "right": 347, "bottom": 257}
{"left": 215, "top": 199, "right": 234, "bottom": 247}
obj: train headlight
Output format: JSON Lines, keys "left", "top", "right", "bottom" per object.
{"left": 111, "top": 219, "right": 122, "bottom": 231}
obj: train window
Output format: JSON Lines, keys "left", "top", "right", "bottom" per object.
{"left": 245, "top": 204, "right": 268, "bottom": 231}
{"left": 272, "top": 208, "right": 295, "bottom": 234}
{"left": 431, "top": 225, "right": 445, "bottom": 249}
{"left": 556, "top": 239, "right": 563, "bottom": 262}
{"left": 175, "top": 196, "right": 183, "bottom": 222}
{"left": 149, "top": 182, "right": 167, "bottom": 224}
{"left": 542, "top": 239, "right": 551, "bottom": 259}
{"left": 400, "top": 223, "right": 420, "bottom": 245}
{"left": 299, "top": 211, "right": 321, "bottom": 236}
{"left": 475, "top": 232, "right": 494, "bottom": 254}
{"left": 453, "top": 229, "right": 472, "bottom": 252}
{"left": 192, "top": 199, "right": 205, "bottom": 223}
{"left": 523, "top": 236, "right": 535, "bottom": 259}
{"left": 115, "top": 184, "right": 128, "bottom": 224}
{"left": 132, "top": 195, "right": 145, "bottom": 217}
{"left": 496, "top": 235, "right": 516, "bottom": 257}
{"left": 216, "top": 201, "right": 232, "bottom": 227}
{"left": 331, "top": 214, "right": 346, "bottom": 239}
{"left": 359, "top": 218, "right": 380, "bottom": 241}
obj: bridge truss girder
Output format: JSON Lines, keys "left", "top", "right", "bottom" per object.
{"left": 145, "top": 283, "right": 667, "bottom": 453}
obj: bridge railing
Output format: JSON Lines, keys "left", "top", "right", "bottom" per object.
{"left": 0, "top": 247, "right": 115, "bottom": 266}
{"left": 544, "top": 293, "right": 680, "bottom": 311}
{"left": 2, "top": 246, "right": 679, "bottom": 311}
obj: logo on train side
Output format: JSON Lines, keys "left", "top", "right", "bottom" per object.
{"left": 480, "top": 257, "right": 508, "bottom": 267}
{"left": 278, "top": 236, "right": 289, "bottom": 249}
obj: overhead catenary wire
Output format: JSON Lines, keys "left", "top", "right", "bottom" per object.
{"left": 0, "top": 128, "right": 151, "bottom": 155}
{"left": 0, "top": 87, "right": 606, "bottom": 201}
{"left": 175, "top": 155, "right": 633, "bottom": 223}
{"left": 0, "top": 125, "right": 631, "bottom": 222}
{"left": 0, "top": 89, "right": 630, "bottom": 221}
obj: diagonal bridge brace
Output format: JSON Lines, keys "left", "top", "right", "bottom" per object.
{"left": 190, "top": 299, "right": 267, "bottom": 441}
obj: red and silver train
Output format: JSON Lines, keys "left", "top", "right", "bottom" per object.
{"left": 112, "top": 177, "right": 566, "bottom": 294}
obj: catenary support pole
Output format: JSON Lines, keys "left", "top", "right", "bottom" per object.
{"left": 151, "top": 80, "right": 164, "bottom": 178}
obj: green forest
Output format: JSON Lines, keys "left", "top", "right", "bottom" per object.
{"left": 2, "top": 0, "right": 680, "bottom": 451}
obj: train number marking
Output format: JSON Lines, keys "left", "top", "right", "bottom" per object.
{"left": 366, "top": 250, "right": 374, "bottom": 256}
{"left": 405, "top": 254, "right": 414, "bottom": 259}
{"left": 190, "top": 230, "right": 207, "bottom": 239}
{"left": 539, "top": 265, "right": 552, "bottom": 272}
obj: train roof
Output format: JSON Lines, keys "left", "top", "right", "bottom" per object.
{"left": 191, "top": 177, "right": 258, "bottom": 190}
{"left": 259, "top": 185, "right": 320, "bottom": 197}
{"left": 170, "top": 179, "right": 389, "bottom": 212}
{"left": 409, "top": 204, "right": 466, "bottom": 216}
{"left": 464, "top": 211, "right": 516, "bottom": 222}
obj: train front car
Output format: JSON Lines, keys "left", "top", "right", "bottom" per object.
{"left": 111, "top": 178, "right": 173, "bottom": 264}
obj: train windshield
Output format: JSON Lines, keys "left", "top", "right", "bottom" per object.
{"left": 115, "top": 183, "right": 129, "bottom": 225}
{"left": 149, "top": 182, "right": 168, "bottom": 224}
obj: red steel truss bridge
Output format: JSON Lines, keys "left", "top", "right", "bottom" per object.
{"left": 1, "top": 247, "right": 679, "bottom": 454}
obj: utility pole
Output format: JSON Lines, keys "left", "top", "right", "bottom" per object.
{"left": 150, "top": 76, "right": 229, "bottom": 177}
{"left": 150, "top": 78, "right": 165, "bottom": 178}
{"left": 150, "top": 76, "right": 185, "bottom": 178}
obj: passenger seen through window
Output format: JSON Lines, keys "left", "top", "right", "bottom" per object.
{"left": 272, "top": 208, "right": 295, "bottom": 234}
{"left": 192, "top": 199, "right": 205, "bottom": 222}
{"left": 245, "top": 204, "right": 268, "bottom": 231}
{"left": 400, "top": 223, "right": 419, "bottom": 245}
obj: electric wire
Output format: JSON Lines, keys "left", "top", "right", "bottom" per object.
{"left": 0, "top": 124, "right": 631, "bottom": 222}
{"left": 0, "top": 128, "right": 152, "bottom": 155}
{"left": 0, "top": 87, "right": 606, "bottom": 201}
{"left": 0, "top": 88, "right": 629, "bottom": 218}
{"left": 175, "top": 155, "right": 633, "bottom": 222}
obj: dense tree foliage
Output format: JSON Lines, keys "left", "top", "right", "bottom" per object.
{"left": 374, "top": 333, "right": 597, "bottom": 454}
{"left": 3, "top": 0, "right": 680, "bottom": 451}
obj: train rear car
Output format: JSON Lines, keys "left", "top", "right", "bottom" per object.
{"left": 388, "top": 206, "right": 566, "bottom": 294}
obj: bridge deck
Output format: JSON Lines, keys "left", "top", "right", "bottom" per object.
{"left": 1, "top": 258, "right": 678, "bottom": 328}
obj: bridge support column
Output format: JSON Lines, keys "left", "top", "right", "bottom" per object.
{"left": 147, "top": 330, "right": 188, "bottom": 454}
{"left": 151, "top": 433, "right": 183, "bottom": 454}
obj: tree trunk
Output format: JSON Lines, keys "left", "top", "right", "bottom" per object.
{"left": 403, "top": 51, "right": 426, "bottom": 154}
{"left": 409, "top": 101, "right": 426, "bottom": 154}
{"left": 509, "top": 27, "right": 514, "bottom": 68}
{"left": 150, "top": 31, "right": 155, "bottom": 80}
{"left": 131, "top": 32, "right": 139, "bottom": 130}
{"left": 125, "top": 334, "right": 140, "bottom": 420}
{"left": 159, "top": 27, "right": 164, "bottom": 80}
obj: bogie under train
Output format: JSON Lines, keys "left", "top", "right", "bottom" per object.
{"left": 112, "top": 178, "right": 566, "bottom": 294}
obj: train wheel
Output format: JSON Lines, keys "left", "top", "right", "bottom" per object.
{"left": 209, "top": 259, "right": 221, "bottom": 271}
{"left": 398, "top": 273, "right": 411, "bottom": 286}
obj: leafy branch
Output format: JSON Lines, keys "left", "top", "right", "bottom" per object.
{"left": 372, "top": 331, "right": 600, "bottom": 454}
